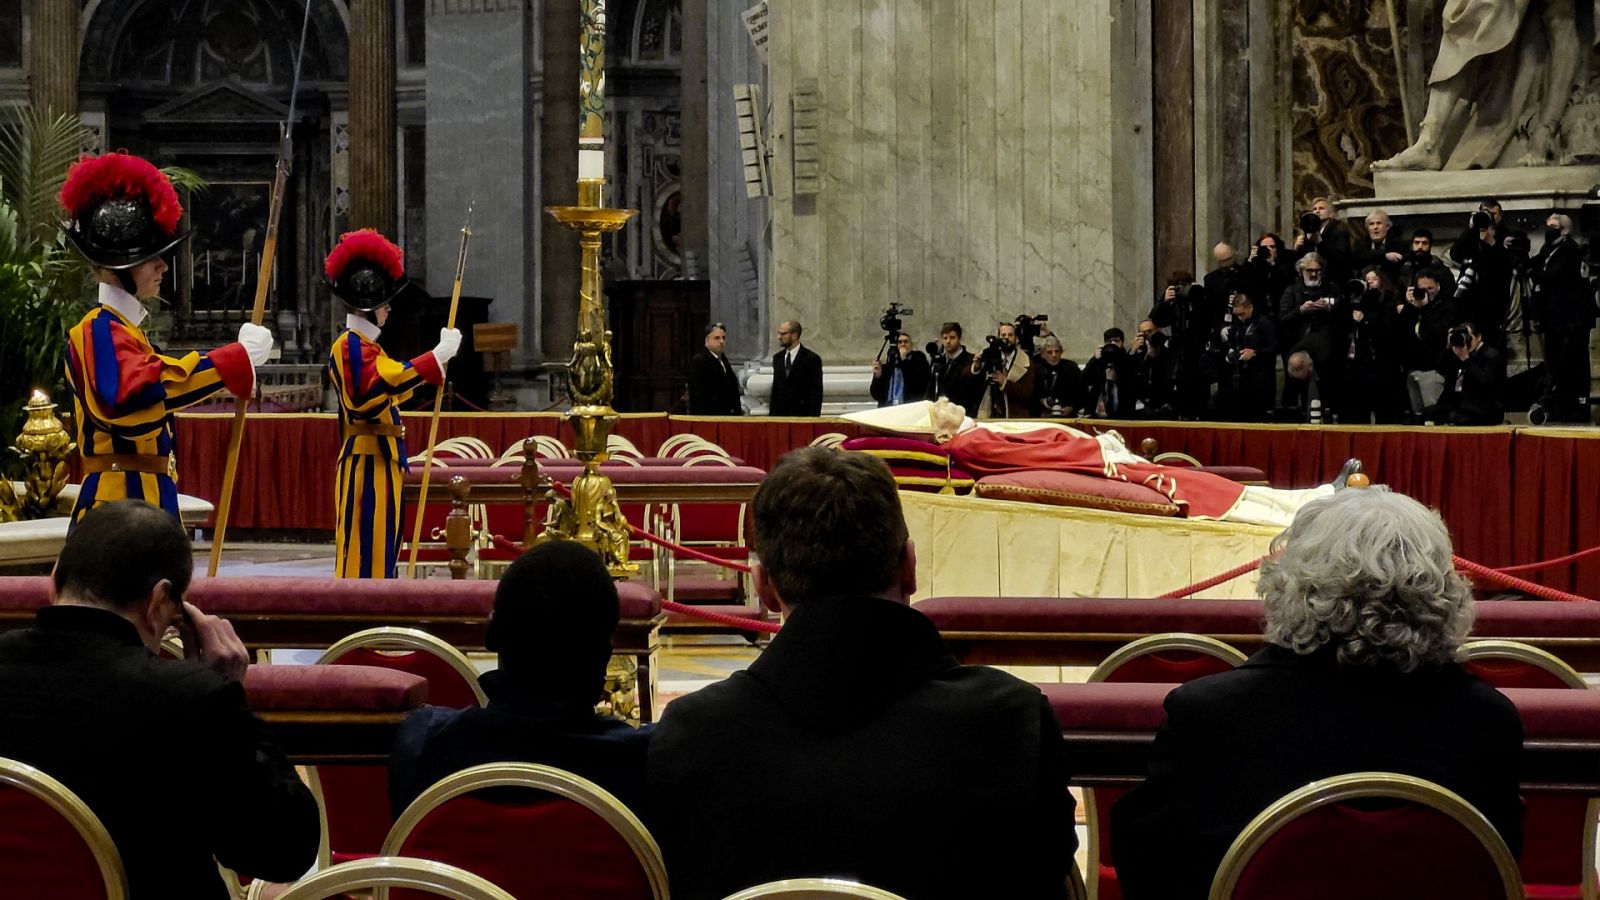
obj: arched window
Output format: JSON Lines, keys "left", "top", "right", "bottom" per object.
{"left": 631, "top": 0, "right": 681, "bottom": 65}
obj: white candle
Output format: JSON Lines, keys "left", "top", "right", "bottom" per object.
{"left": 579, "top": 146, "right": 605, "bottom": 180}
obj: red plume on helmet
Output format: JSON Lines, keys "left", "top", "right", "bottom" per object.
{"left": 325, "top": 229, "right": 406, "bottom": 311}
{"left": 57, "top": 152, "right": 189, "bottom": 270}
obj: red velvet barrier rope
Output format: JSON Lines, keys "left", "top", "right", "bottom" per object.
{"left": 1493, "top": 543, "right": 1600, "bottom": 575}
{"left": 1453, "top": 555, "right": 1595, "bottom": 603}
{"left": 1156, "top": 559, "right": 1265, "bottom": 600}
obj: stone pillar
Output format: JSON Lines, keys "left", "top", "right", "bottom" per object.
{"left": 706, "top": 0, "right": 770, "bottom": 361}
{"left": 426, "top": 1, "right": 537, "bottom": 365}
{"left": 27, "top": 0, "right": 77, "bottom": 120}
{"left": 1152, "top": 0, "right": 1195, "bottom": 283}
{"left": 678, "top": 0, "right": 709, "bottom": 275}
{"left": 539, "top": 0, "right": 581, "bottom": 361}
{"left": 348, "top": 0, "right": 397, "bottom": 233}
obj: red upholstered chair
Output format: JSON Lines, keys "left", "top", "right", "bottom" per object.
{"left": 0, "top": 756, "right": 127, "bottom": 899}
{"left": 1462, "top": 641, "right": 1596, "bottom": 900}
{"left": 718, "top": 878, "right": 913, "bottom": 899}
{"left": 309, "top": 628, "right": 487, "bottom": 867}
{"left": 1208, "top": 772, "right": 1523, "bottom": 899}
{"left": 273, "top": 857, "right": 514, "bottom": 900}
{"left": 380, "top": 762, "right": 669, "bottom": 900}
{"left": 1085, "top": 634, "right": 1249, "bottom": 900}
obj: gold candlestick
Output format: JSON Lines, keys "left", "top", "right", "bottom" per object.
{"left": 538, "top": 0, "right": 639, "bottom": 577}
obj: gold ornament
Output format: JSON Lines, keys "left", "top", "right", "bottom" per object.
{"left": 10, "top": 390, "right": 75, "bottom": 520}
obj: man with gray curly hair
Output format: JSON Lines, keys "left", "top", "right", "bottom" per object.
{"left": 1111, "top": 488, "right": 1523, "bottom": 899}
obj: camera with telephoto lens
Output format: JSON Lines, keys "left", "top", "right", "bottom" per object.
{"left": 1470, "top": 208, "right": 1495, "bottom": 231}
{"left": 1255, "top": 243, "right": 1272, "bottom": 261}
{"left": 1455, "top": 265, "right": 1477, "bottom": 298}
{"left": 978, "top": 335, "right": 1007, "bottom": 373}
{"left": 1299, "top": 211, "right": 1321, "bottom": 237}
{"left": 1448, "top": 327, "right": 1472, "bottom": 349}
{"left": 879, "top": 301, "right": 913, "bottom": 335}
{"left": 1410, "top": 284, "right": 1428, "bottom": 303}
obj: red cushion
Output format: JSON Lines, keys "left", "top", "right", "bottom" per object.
{"left": 1195, "top": 465, "right": 1269, "bottom": 483}
{"left": 243, "top": 664, "right": 430, "bottom": 711}
{"left": 1464, "top": 658, "right": 1580, "bottom": 691}
{"left": 1041, "top": 682, "right": 1175, "bottom": 733}
{"left": 1502, "top": 688, "right": 1600, "bottom": 742}
{"left": 1097, "top": 651, "right": 1239, "bottom": 684}
{"left": 0, "top": 577, "right": 49, "bottom": 611}
{"left": 973, "top": 471, "right": 1181, "bottom": 517}
{"left": 189, "top": 577, "right": 496, "bottom": 618}
{"left": 394, "top": 793, "right": 654, "bottom": 900}
{"left": 1229, "top": 801, "right": 1511, "bottom": 899}
{"left": 0, "top": 786, "right": 115, "bottom": 899}
{"left": 840, "top": 435, "right": 945, "bottom": 454}
{"left": 667, "top": 577, "right": 744, "bottom": 604}
{"left": 406, "top": 465, "right": 766, "bottom": 486}
{"left": 326, "top": 649, "right": 481, "bottom": 710}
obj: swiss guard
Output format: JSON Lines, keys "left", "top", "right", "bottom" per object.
{"left": 325, "top": 229, "right": 461, "bottom": 578}
{"left": 60, "top": 152, "right": 272, "bottom": 524}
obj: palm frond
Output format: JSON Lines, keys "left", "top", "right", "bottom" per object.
{"left": 0, "top": 107, "right": 91, "bottom": 249}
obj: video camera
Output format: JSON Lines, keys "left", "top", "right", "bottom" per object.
{"left": 978, "top": 335, "right": 1007, "bottom": 374}
{"left": 879, "top": 302, "right": 913, "bottom": 335}
{"left": 1470, "top": 208, "right": 1495, "bottom": 231}
{"left": 1012, "top": 314, "right": 1048, "bottom": 354}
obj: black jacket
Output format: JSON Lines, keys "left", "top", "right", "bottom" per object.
{"left": 1532, "top": 236, "right": 1597, "bottom": 331}
{"left": 1032, "top": 357, "right": 1084, "bottom": 415}
{"left": 686, "top": 349, "right": 743, "bottom": 415}
{"left": 1431, "top": 343, "right": 1506, "bottom": 425}
{"left": 925, "top": 348, "right": 986, "bottom": 416}
{"left": 1393, "top": 295, "right": 1460, "bottom": 373}
{"left": 647, "top": 596, "right": 1076, "bottom": 900}
{"left": 0, "top": 607, "right": 319, "bottom": 898}
{"left": 1451, "top": 230, "right": 1514, "bottom": 336}
{"left": 770, "top": 345, "right": 824, "bottom": 416}
{"left": 388, "top": 668, "right": 652, "bottom": 817}
{"left": 1352, "top": 233, "right": 1408, "bottom": 283}
{"left": 869, "top": 351, "right": 932, "bottom": 407}
{"left": 1111, "top": 644, "right": 1523, "bottom": 900}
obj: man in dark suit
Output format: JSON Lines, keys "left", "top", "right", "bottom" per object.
{"left": 1111, "top": 488, "right": 1522, "bottom": 899}
{"left": 0, "top": 501, "right": 319, "bottom": 899}
{"left": 648, "top": 449, "right": 1078, "bottom": 900}
{"left": 768, "top": 319, "right": 824, "bottom": 416}
{"left": 1352, "top": 209, "right": 1408, "bottom": 284}
{"left": 1531, "top": 214, "right": 1596, "bottom": 421}
{"left": 686, "top": 322, "right": 743, "bottom": 415}
{"left": 389, "top": 541, "right": 650, "bottom": 815}
{"left": 1292, "top": 197, "right": 1354, "bottom": 283}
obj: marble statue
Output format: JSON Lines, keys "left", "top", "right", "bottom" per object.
{"left": 1376, "top": 0, "right": 1596, "bottom": 170}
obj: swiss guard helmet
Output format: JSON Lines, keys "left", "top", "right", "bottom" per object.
{"left": 325, "top": 228, "right": 405, "bottom": 312}
{"left": 58, "top": 152, "right": 189, "bottom": 270}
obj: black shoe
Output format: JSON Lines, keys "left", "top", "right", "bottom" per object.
{"left": 1332, "top": 458, "right": 1364, "bottom": 490}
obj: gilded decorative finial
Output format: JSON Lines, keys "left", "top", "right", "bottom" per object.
{"left": 9, "top": 389, "right": 76, "bottom": 520}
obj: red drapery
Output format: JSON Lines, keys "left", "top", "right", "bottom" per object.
{"left": 170, "top": 414, "right": 1600, "bottom": 597}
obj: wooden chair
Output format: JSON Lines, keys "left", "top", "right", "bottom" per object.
{"left": 1209, "top": 772, "right": 1523, "bottom": 899}
{"left": 0, "top": 756, "right": 127, "bottom": 899}
{"left": 308, "top": 628, "right": 487, "bottom": 867}
{"left": 1462, "top": 640, "right": 1595, "bottom": 899}
{"left": 1085, "top": 634, "right": 1248, "bottom": 900}
{"left": 719, "top": 879, "right": 912, "bottom": 899}
{"left": 273, "top": 857, "right": 513, "bottom": 900}
{"left": 381, "top": 762, "right": 668, "bottom": 900}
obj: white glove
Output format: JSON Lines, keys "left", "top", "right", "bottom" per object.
{"left": 237, "top": 323, "right": 274, "bottom": 367}
{"left": 433, "top": 327, "right": 463, "bottom": 366}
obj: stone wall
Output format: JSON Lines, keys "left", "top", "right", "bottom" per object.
{"left": 765, "top": 0, "right": 1152, "bottom": 364}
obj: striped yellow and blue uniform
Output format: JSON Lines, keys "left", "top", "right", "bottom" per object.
{"left": 328, "top": 330, "right": 443, "bottom": 578}
{"left": 64, "top": 305, "right": 253, "bottom": 523}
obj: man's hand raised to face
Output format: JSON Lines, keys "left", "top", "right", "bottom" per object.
{"left": 177, "top": 602, "right": 250, "bottom": 683}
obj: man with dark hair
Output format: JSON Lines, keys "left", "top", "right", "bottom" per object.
{"left": 0, "top": 500, "right": 318, "bottom": 898}
{"left": 925, "top": 321, "right": 984, "bottom": 415}
{"left": 1450, "top": 201, "right": 1515, "bottom": 350}
{"left": 648, "top": 449, "right": 1077, "bottom": 900}
{"left": 389, "top": 541, "right": 649, "bottom": 814}
{"left": 869, "top": 331, "right": 931, "bottom": 407}
{"left": 1084, "top": 327, "right": 1133, "bottom": 418}
{"left": 769, "top": 319, "right": 825, "bottom": 416}
{"left": 686, "top": 322, "right": 743, "bottom": 415}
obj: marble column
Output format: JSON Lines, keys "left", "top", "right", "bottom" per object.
{"left": 348, "top": 0, "right": 397, "bottom": 233}
{"left": 426, "top": 1, "right": 538, "bottom": 365}
{"left": 677, "top": 0, "right": 709, "bottom": 276}
{"left": 27, "top": 0, "right": 77, "bottom": 120}
{"left": 539, "top": 0, "right": 580, "bottom": 362}
{"left": 706, "top": 0, "right": 770, "bottom": 361}
{"left": 1152, "top": 0, "right": 1195, "bottom": 283}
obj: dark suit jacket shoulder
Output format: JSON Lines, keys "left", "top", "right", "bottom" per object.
{"left": 647, "top": 596, "right": 1076, "bottom": 900}
{"left": 388, "top": 675, "right": 652, "bottom": 816}
{"left": 770, "top": 345, "right": 825, "bottom": 416}
{"left": 0, "top": 607, "right": 319, "bottom": 899}
{"left": 1111, "top": 644, "right": 1522, "bottom": 900}
{"left": 686, "top": 349, "right": 742, "bottom": 415}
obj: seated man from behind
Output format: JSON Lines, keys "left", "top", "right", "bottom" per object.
{"left": 1111, "top": 488, "right": 1522, "bottom": 899}
{"left": 648, "top": 448, "right": 1077, "bottom": 900}
{"left": 389, "top": 541, "right": 650, "bottom": 815}
{"left": 0, "top": 500, "right": 319, "bottom": 898}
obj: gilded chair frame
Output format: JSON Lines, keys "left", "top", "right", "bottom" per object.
{"left": 1461, "top": 639, "right": 1590, "bottom": 690}
{"left": 808, "top": 432, "right": 848, "bottom": 449}
{"left": 272, "top": 856, "right": 515, "bottom": 900}
{"left": 379, "top": 762, "right": 669, "bottom": 900}
{"left": 1152, "top": 451, "right": 1203, "bottom": 467}
{"left": 718, "top": 877, "right": 910, "bottom": 899}
{"left": 0, "top": 756, "right": 128, "bottom": 900}
{"left": 1207, "top": 771, "right": 1524, "bottom": 900}
{"left": 1460, "top": 639, "right": 1597, "bottom": 900}
{"left": 1085, "top": 633, "right": 1248, "bottom": 899}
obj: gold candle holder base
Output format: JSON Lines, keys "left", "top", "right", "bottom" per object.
{"left": 537, "top": 180, "right": 639, "bottom": 578}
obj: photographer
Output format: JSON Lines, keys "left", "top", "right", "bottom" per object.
{"left": 1422, "top": 322, "right": 1505, "bottom": 425}
{"left": 1243, "top": 233, "right": 1295, "bottom": 310}
{"left": 1031, "top": 335, "right": 1082, "bottom": 416}
{"left": 1402, "top": 228, "right": 1444, "bottom": 284}
{"left": 1130, "top": 319, "right": 1176, "bottom": 416}
{"left": 969, "top": 321, "right": 1034, "bottom": 418}
{"left": 1213, "top": 292, "right": 1278, "bottom": 422}
{"left": 924, "top": 322, "right": 985, "bottom": 416}
{"left": 1352, "top": 210, "right": 1407, "bottom": 284}
{"left": 1276, "top": 252, "right": 1346, "bottom": 411}
{"left": 1149, "top": 270, "right": 1215, "bottom": 418}
{"left": 1083, "top": 328, "right": 1134, "bottom": 418}
{"left": 1394, "top": 268, "right": 1460, "bottom": 419}
{"left": 1341, "top": 268, "right": 1404, "bottom": 424}
{"left": 1449, "top": 202, "right": 1514, "bottom": 351}
{"left": 870, "top": 332, "right": 931, "bottom": 408}
{"left": 1204, "top": 243, "right": 1247, "bottom": 311}
{"left": 1530, "top": 214, "right": 1597, "bottom": 422}
{"left": 1292, "top": 197, "right": 1354, "bottom": 283}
